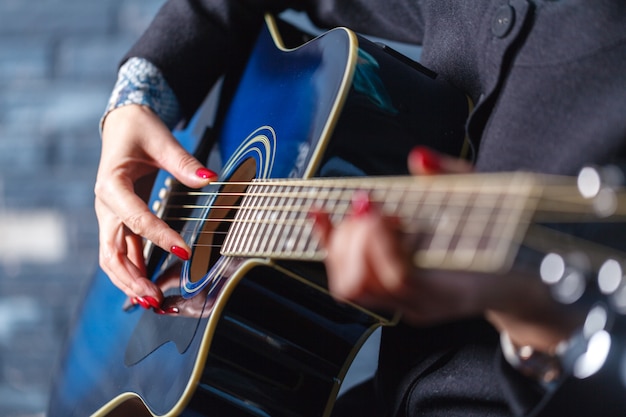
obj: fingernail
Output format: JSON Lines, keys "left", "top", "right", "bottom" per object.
{"left": 154, "top": 306, "right": 180, "bottom": 315}
{"left": 132, "top": 296, "right": 151, "bottom": 309}
{"left": 143, "top": 296, "right": 161, "bottom": 309}
{"left": 410, "top": 146, "right": 441, "bottom": 173}
{"left": 171, "top": 245, "right": 190, "bottom": 261}
{"left": 351, "top": 191, "right": 371, "bottom": 217}
{"left": 196, "top": 167, "right": 218, "bottom": 180}
{"left": 307, "top": 208, "right": 325, "bottom": 225}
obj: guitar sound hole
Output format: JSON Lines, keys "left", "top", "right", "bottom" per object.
{"left": 189, "top": 157, "right": 257, "bottom": 283}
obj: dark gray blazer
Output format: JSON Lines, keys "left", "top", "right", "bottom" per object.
{"left": 125, "top": 1, "right": 626, "bottom": 415}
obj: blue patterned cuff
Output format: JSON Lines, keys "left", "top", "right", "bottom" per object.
{"left": 100, "top": 57, "right": 182, "bottom": 133}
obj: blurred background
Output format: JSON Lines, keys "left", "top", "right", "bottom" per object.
{"left": 0, "top": 0, "right": 164, "bottom": 415}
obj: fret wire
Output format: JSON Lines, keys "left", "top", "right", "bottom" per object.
{"left": 324, "top": 187, "right": 341, "bottom": 215}
{"left": 310, "top": 182, "right": 335, "bottom": 254}
{"left": 240, "top": 183, "right": 265, "bottom": 254}
{"left": 307, "top": 185, "right": 325, "bottom": 252}
{"left": 374, "top": 186, "right": 389, "bottom": 215}
{"left": 254, "top": 184, "right": 274, "bottom": 254}
{"left": 263, "top": 182, "right": 283, "bottom": 253}
{"left": 257, "top": 183, "right": 278, "bottom": 254}
{"left": 413, "top": 184, "right": 445, "bottom": 261}
{"left": 433, "top": 189, "right": 471, "bottom": 266}
{"left": 261, "top": 185, "right": 288, "bottom": 253}
{"left": 270, "top": 185, "right": 286, "bottom": 254}
{"left": 278, "top": 184, "right": 299, "bottom": 255}
{"left": 287, "top": 185, "right": 308, "bottom": 255}
{"left": 293, "top": 184, "right": 314, "bottom": 252}
{"left": 225, "top": 186, "right": 254, "bottom": 251}
{"left": 402, "top": 182, "right": 427, "bottom": 223}
{"left": 483, "top": 193, "right": 514, "bottom": 266}
{"left": 293, "top": 186, "right": 318, "bottom": 255}
{"left": 328, "top": 188, "right": 349, "bottom": 224}
{"left": 384, "top": 184, "right": 406, "bottom": 217}
{"left": 419, "top": 188, "right": 451, "bottom": 266}
{"left": 452, "top": 183, "right": 492, "bottom": 267}
{"left": 275, "top": 185, "right": 293, "bottom": 253}
{"left": 283, "top": 185, "right": 303, "bottom": 255}
{"left": 275, "top": 184, "right": 292, "bottom": 253}
{"left": 483, "top": 181, "right": 535, "bottom": 269}
{"left": 243, "top": 183, "right": 271, "bottom": 255}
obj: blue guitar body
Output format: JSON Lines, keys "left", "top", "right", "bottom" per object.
{"left": 48, "top": 16, "right": 469, "bottom": 417}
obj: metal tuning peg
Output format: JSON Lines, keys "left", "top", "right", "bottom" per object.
{"left": 540, "top": 251, "right": 592, "bottom": 305}
{"left": 597, "top": 258, "right": 626, "bottom": 315}
{"left": 577, "top": 165, "right": 623, "bottom": 218}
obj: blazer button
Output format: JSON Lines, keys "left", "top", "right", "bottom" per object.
{"left": 492, "top": 4, "right": 515, "bottom": 38}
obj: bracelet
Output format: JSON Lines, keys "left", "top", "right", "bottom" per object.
{"left": 500, "top": 303, "right": 614, "bottom": 387}
{"left": 500, "top": 331, "right": 565, "bottom": 385}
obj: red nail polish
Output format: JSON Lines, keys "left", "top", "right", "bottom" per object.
{"left": 410, "top": 146, "right": 441, "bottom": 173}
{"left": 143, "top": 296, "right": 161, "bottom": 309}
{"left": 171, "top": 245, "right": 190, "bottom": 261}
{"left": 196, "top": 167, "right": 218, "bottom": 180}
{"left": 308, "top": 208, "right": 325, "bottom": 225}
{"left": 154, "top": 306, "right": 180, "bottom": 315}
{"left": 351, "top": 191, "right": 371, "bottom": 217}
{"left": 309, "top": 209, "right": 330, "bottom": 229}
{"left": 132, "top": 297, "right": 151, "bottom": 309}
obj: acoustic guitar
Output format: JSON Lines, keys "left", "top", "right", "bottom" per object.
{"left": 47, "top": 14, "right": 626, "bottom": 417}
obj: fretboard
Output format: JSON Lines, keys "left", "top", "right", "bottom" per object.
{"left": 220, "top": 172, "right": 566, "bottom": 273}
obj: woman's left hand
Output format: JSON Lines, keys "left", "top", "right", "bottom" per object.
{"left": 314, "top": 147, "right": 582, "bottom": 352}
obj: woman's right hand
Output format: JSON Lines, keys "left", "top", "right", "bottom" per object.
{"left": 95, "top": 104, "right": 217, "bottom": 305}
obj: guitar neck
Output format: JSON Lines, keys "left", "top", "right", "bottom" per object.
{"left": 221, "top": 172, "right": 591, "bottom": 273}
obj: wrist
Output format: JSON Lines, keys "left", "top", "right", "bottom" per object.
{"left": 500, "top": 322, "right": 600, "bottom": 388}
{"left": 100, "top": 57, "right": 182, "bottom": 134}
{"left": 500, "top": 330, "right": 567, "bottom": 385}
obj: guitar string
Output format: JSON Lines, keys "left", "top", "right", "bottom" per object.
{"left": 163, "top": 202, "right": 593, "bottom": 252}
{"left": 151, "top": 181, "right": 626, "bottom": 253}
{"left": 165, "top": 193, "right": 608, "bottom": 212}
{"left": 159, "top": 192, "right": 617, "bottom": 222}
{"left": 163, "top": 183, "right": 626, "bottom": 216}
{"left": 161, "top": 200, "right": 601, "bottom": 219}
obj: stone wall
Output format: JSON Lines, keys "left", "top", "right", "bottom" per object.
{"left": 0, "top": 1, "right": 163, "bottom": 415}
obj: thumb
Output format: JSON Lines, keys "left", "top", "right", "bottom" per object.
{"left": 159, "top": 141, "right": 218, "bottom": 188}
{"left": 144, "top": 122, "right": 219, "bottom": 188}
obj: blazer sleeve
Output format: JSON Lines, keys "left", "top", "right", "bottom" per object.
{"left": 122, "top": 0, "right": 426, "bottom": 119}
{"left": 123, "top": 0, "right": 279, "bottom": 119}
